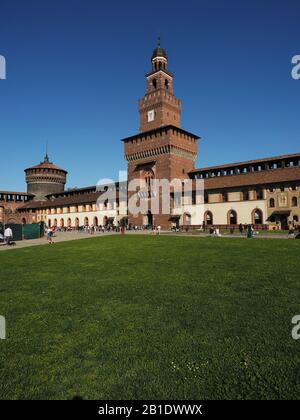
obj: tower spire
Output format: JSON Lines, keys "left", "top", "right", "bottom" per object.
{"left": 44, "top": 142, "right": 49, "bottom": 163}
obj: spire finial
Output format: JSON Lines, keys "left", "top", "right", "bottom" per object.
{"left": 44, "top": 142, "right": 49, "bottom": 162}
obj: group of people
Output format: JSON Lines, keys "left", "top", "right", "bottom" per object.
{"left": 239, "top": 223, "right": 255, "bottom": 238}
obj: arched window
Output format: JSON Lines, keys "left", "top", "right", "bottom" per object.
{"left": 84, "top": 217, "right": 89, "bottom": 226}
{"left": 93, "top": 216, "right": 98, "bottom": 226}
{"left": 54, "top": 218, "right": 58, "bottom": 227}
{"left": 228, "top": 210, "right": 237, "bottom": 225}
{"left": 22, "top": 218, "right": 26, "bottom": 225}
{"left": 204, "top": 211, "right": 213, "bottom": 225}
{"left": 185, "top": 212, "right": 191, "bottom": 225}
{"left": 292, "top": 197, "right": 298, "bottom": 207}
{"left": 159, "top": 61, "right": 162, "bottom": 68}
{"left": 75, "top": 217, "right": 79, "bottom": 227}
{"left": 152, "top": 79, "right": 157, "bottom": 89}
{"left": 165, "top": 79, "right": 169, "bottom": 90}
{"left": 67, "top": 218, "right": 72, "bottom": 227}
{"left": 60, "top": 218, "right": 64, "bottom": 228}
{"left": 269, "top": 198, "right": 275, "bottom": 208}
{"left": 253, "top": 209, "right": 263, "bottom": 225}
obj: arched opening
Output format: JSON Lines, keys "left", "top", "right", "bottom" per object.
{"left": 84, "top": 217, "right": 89, "bottom": 226}
{"left": 93, "top": 216, "right": 98, "bottom": 226}
{"left": 67, "top": 218, "right": 72, "bottom": 228}
{"left": 103, "top": 216, "right": 108, "bottom": 226}
{"left": 253, "top": 209, "right": 263, "bottom": 225}
{"left": 48, "top": 219, "right": 51, "bottom": 227}
{"left": 228, "top": 210, "right": 237, "bottom": 225}
{"left": 159, "top": 61, "right": 162, "bottom": 68}
{"left": 152, "top": 79, "right": 157, "bottom": 89}
{"left": 75, "top": 217, "right": 79, "bottom": 228}
{"left": 22, "top": 218, "right": 27, "bottom": 225}
{"left": 269, "top": 198, "right": 275, "bottom": 208}
{"left": 54, "top": 218, "right": 58, "bottom": 227}
{"left": 60, "top": 218, "right": 64, "bottom": 228}
{"left": 204, "top": 211, "right": 213, "bottom": 225}
{"left": 292, "top": 197, "right": 298, "bottom": 207}
{"left": 165, "top": 79, "right": 169, "bottom": 90}
{"left": 184, "top": 212, "right": 191, "bottom": 225}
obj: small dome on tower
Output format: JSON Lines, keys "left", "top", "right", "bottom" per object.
{"left": 151, "top": 38, "right": 168, "bottom": 60}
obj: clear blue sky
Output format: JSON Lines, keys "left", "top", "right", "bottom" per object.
{"left": 0, "top": 0, "right": 299, "bottom": 191}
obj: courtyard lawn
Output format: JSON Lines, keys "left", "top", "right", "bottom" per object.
{"left": 0, "top": 235, "right": 300, "bottom": 400}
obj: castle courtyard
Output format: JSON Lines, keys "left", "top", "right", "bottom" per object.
{"left": 0, "top": 235, "right": 299, "bottom": 399}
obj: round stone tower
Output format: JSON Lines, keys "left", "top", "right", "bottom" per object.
{"left": 25, "top": 154, "right": 67, "bottom": 200}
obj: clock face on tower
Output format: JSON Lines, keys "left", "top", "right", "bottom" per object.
{"left": 147, "top": 110, "right": 155, "bottom": 122}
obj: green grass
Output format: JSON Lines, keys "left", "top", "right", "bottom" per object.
{"left": 0, "top": 235, "right": 300, "bottom": 400}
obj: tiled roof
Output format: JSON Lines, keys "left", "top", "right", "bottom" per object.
{"left": 190, "top": 152, "right": 300, "bottom": 173}
{"left": 203, "top": 166, "right": 300, "bottom": 190}
{"left": 17, "top": 191, "right": 105, "bottom": 210}
{"left": 24, "top": 162, "right": 67, "bottom": 173}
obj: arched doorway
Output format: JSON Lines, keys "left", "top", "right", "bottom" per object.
{"left": 228, "top": 210, "right": 237, "bottom": 225}
{"left": 252, "top": 209, "right": 263, "bottom": 225}
{"left": 84, "top": 217, "right": 89, "bottom": 226}
{"left": 204, "top": 211, "right": 213, "bottom": 226}
{"left": 60, "top": 218, "right": 64, "bottom": 228}
{"left": 67, "top": 218, "right": 72, "bottom": 228}
{"left": 93, "top": 216, "right": 98, "bottom": 226}
{"left": 103, "top": 216, "right": 108, "bottom": 226}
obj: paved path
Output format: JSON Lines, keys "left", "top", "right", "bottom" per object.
{"left": 0, "top": 229, "right": 293, "bottom": 252}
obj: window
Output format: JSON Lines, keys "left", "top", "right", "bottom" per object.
{"left": 243, "top": 191, "right": 249, "bottom": 201}
{"left": 165, "top": 79, "right": 169, "bottom": 90}
{"left": 253, "top": 209, "right": 263, "bottom": 225}
{"left": 292, "top": 197, "right": 298, "bottom": 207}
{"left": 205, "top": 211, "right": 213, "bottom": 225}
{"left": 228, "top": 210, "right": 237, "bottom": 225}
{"left": 269, "top": 198, "right": 275, "bottom": 208}
{"left": 152, "top": 79, "right": 157, "bottom": 89}
{"left": 256, "top": 189, "right": 264, "bottom": 200}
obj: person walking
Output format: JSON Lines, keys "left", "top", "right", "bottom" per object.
{"left": 46, "top": 227, "right": 53, "bottom": 244}
{"left": 4, "top": 227, "right": 13, "bottom": 245}
{"left": 239, "top": 223, "right": 244, "bottom": 235}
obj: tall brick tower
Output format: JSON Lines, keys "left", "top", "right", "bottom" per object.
{"left": 122, "top": 40, "right": 200, "bottom": 228}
